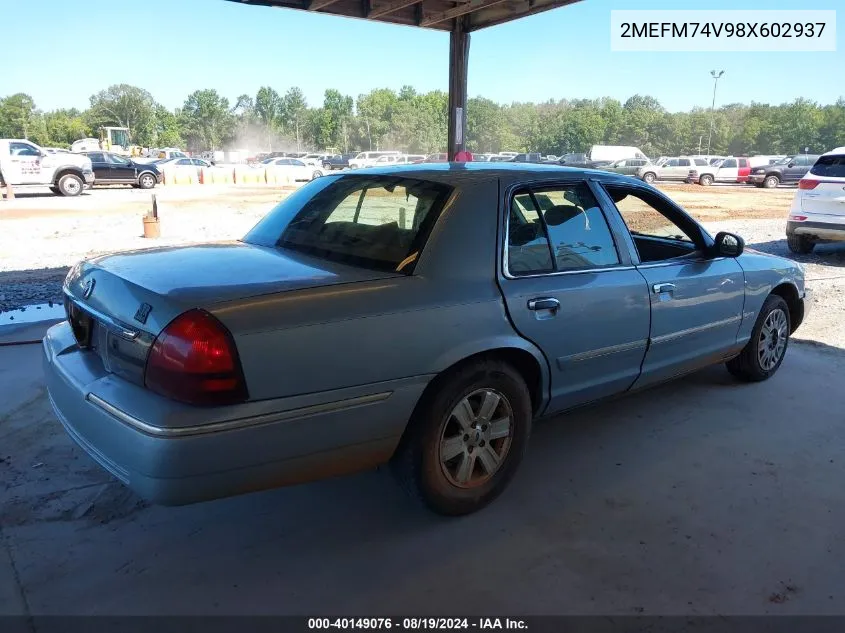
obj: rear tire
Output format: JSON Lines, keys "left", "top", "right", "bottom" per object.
{"left": 763, "top": 175, "right": 780, "bottom": 189}
{"left": 57, "top": 173, "right": 83, "bottom": 197}
{"left": 642, "top": 172, "right": 656, "bottom": 184}
{"left": 312, "top": 170, "right": 323, "bottom": 179}
{"left": 787, "top": 234, "right": 815, "bottom": 254}
{"left": 699, "top": 174, "right": 714, "bottom": 186}
{"left": 391, "top": 359, "right": 532, "bottom": 516}
{"left": 726, "top": 295, "right": 790, "bottom": 382}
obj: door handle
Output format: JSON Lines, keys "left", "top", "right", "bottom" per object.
{"left": 652, "top": 283, "right": 676, "bottom": 294}
{"left": 527, "top": 297, "right": 560, "bottom": 311}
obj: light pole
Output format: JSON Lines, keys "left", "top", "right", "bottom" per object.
{"left": 706, "top": 70, "right": 724, "bottom": 156}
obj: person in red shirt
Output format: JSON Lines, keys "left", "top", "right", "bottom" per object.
{"left": 454, "top": 150, "right": 473, "bottom": 162}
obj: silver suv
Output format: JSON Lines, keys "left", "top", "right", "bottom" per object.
{"left": 638, "top": 157, "right": 709, "bottom": 184}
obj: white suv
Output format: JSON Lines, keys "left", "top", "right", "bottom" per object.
{"left": 786, "top": 147, "right": 845, "bottom": 254}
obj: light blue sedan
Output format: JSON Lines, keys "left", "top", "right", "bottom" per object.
{"left": 44, "top": 164, "right": 811, "bottom": 515}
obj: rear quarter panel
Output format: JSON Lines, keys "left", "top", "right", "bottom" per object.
{"left": 212, "top": 179, "right": 549, "bottom": 403}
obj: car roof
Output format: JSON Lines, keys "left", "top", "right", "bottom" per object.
{"left": 339, "top": 162, "right": 636, "bottom": 185}
{"left": 822, "top": 147, "right": 845, "bottom": 156}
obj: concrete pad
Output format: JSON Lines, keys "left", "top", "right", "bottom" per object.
{"left": 1, "top": 342, "right": 845, "bottom": 616}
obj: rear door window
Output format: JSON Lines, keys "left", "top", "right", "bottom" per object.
{"left": 507, "top": 183, "right": 620, "bottom": 275}
{"left": 810, "top": 155, "right": 845, "bottom": 178}
{"left": 721, "top": 158, "right": 737, "bottom": 168}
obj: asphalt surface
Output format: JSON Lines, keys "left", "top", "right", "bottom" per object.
{"left": 2, "top": 340, "right": 845, "bottom": 616}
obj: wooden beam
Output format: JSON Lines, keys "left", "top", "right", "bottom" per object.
{"left": 307, "top": 0, "right": 342, "bottom": 10}
{"left": 420, "top": 0, "right": 509, "bottom": 27}
{"left": 368, "top": 0, "right": 419, "bottom": 19}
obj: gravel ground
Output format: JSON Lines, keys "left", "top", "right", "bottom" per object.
{"left": 1, "top": 184, "right": 842, "bottom": 348}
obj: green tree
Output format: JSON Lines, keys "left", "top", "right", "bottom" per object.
{"left": 323, "top": 89, "right": 354, "bottom": 150}
{"left": 281, "top": 87, "right": 308, "bottom": 150}
{"left": 43, "top": 108, "right": 90, "bottom": 147}
{"left": 255, "top": 86, "right": 283, "bottom": 149}
{"left": 356, "top": 88, "right": 398, "bottom": 150}
{"left": 152, "top": 104, "right": 184, "bottom": 147}
{"left": 87, "top": 84, "right": 157, "bottom": 145}
{"left": 0, "top": 93, "right": 39, "bottom": 139}
{"left": 180, "top": 89, "right": 233, "bottom": 151}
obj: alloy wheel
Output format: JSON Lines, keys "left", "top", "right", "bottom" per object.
{"left": 758, "top": 308, "right": 788, "bottom": 371}
{"left": 439, "top": 389, "right": 513, "bottom": 488}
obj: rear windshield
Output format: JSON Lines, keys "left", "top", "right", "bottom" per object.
{"left": 244, "top": 175, "right": 453, "bottom": 274}
{"left": 810, "top": 155, "right": 845, "bottom": 178}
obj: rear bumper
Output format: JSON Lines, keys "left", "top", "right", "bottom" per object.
{"left": 43, "top": 321, "right": 424, "bottom": 505}
{"left": 787, "top": 220, "right": 845, "bottom": 242}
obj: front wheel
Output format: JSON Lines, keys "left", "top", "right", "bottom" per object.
{"left": 311, "top": 170, "right": 323, "bottom": 180}
{"left": 391, "top": 359, "right": 532, "bottom": 515}
{"left": 57, "top": 173, "right": 83, "bottom": 196}
{"left": 726, "top": 295, "right": 790, "bottom": 382}
{"left": 763, "top": 175, "right": 780, "bottom": 189}
{"left": 138, "top": 173, "right": 156, "bottom": 189}
{"left": 642, "top": 172, "right": 656, "bottom": 184}
{"left": 699, "top": 174, "right": 714, "bottom": 186}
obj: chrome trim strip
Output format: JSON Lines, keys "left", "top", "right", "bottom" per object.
{"left": 86, "top": 391, "right": 393, "bottom": 438}
{"left": 65, "top": 294, "right": 140, "bottom": 340}
{"left": 637, "top": 257, "right": 725, "bottom": 270}
{"left": 651, "top": 316, "right": 741, "bottom": 345}
{"left": 503, "top": 264, "right": 635, "bottom": 280}
{"left": 557, "top": 339, "right": 648, "bottom": 366}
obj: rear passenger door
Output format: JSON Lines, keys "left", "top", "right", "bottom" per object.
{"left": 498, "top": 181, "right": 651, "bottom": 414}
{"left": 86, "top": 152, "right": 110, "bottom": 181}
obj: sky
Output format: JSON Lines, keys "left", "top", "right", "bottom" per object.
{"left": 2, "top": 0, "right": 842, "bottom": 113}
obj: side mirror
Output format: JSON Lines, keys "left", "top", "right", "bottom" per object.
{"left": 787, "top": 163, "right": 795, "bottom": 168}
{"left": 713, "top": 231, "right": 744, "bottom": 258}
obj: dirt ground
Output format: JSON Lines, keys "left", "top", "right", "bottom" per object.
{"left": 1, "top": 181, "right": 841, "bottom": 348}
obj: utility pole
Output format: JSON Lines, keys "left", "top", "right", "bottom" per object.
{"left": 706, "top": 70, "right": 724, "bottom": 156}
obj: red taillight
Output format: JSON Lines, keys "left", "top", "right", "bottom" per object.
{"left": 799, "top": 179, "right": 820, "bottom": 190}
{"left": 789, "top": 215, "right": 807, "bottom": 222}
{"left": 144, "top": 309, "right": 247, "bottom": 406}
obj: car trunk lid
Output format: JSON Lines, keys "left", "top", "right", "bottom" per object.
{"left": 63, "top": 241, "right": 401, "bottom": 386}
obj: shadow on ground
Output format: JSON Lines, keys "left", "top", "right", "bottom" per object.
{"left": 748, "top": 238, "right": 845, "bottom": 268}
{"left": 3, "top": 342, "right": 845, "bottom": 615}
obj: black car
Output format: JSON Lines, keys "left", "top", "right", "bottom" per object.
{"left": 82, "top": 151, "right": 162, "bottom": 189}
{"left": 512, "top": 152, "right": 545, "bottom": 163}
{"left": 747, "top": 154, "right": 821, "bottom": 188}
{"left": 322, "top": 153, "right": 357, "bottom": 170}
{"left": 551, "top": 153, "right": 609, "bottom": 170}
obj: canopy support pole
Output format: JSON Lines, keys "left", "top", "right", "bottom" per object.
{"left": 447, "top": 18, "right": 470, "bottom": 161}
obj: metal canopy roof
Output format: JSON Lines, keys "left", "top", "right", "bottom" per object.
{"left": 227, "top": 0, "right": 581, "bottom": 32}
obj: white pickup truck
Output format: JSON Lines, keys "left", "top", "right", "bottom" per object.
{"left": 0, "top": 139, "right": 95, "bottom": 196}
